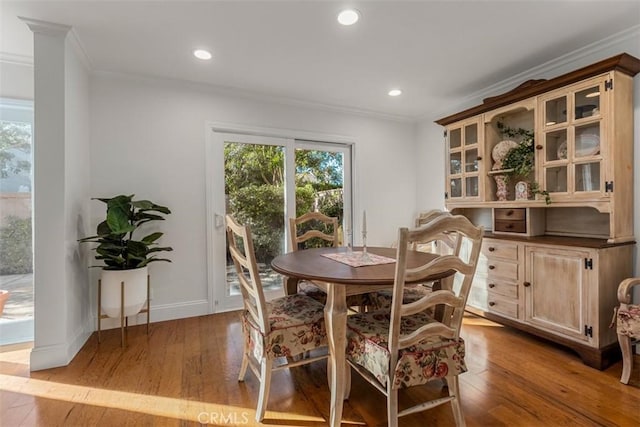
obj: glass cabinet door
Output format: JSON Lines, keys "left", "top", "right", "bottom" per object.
{"left": 446, "top": 118, "right": 482, "bottom": 201}
{"left": 539, "top": 77, "right": 605, "bottom": 199}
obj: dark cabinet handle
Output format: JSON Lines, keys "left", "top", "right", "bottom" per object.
{"left": 488, "top": 247, "right": 496, "bottom": 252}
{"left": 536, "top": 145, "right": 543, "bottom": 150}
{"left": 488, "top": 283, "right": 495, "bottom": 288}
{"left": 489, "top": 302, "right": 496, "bottom": 307}
{"left": 506, "top": 210, "right": 514, "bottom": 216}
{"left": 489, "top": 265, "right": 496, "bottom": 270}
{"left": 506, "top": 223, "right": 514, "bottom": 229}
{"left": 523, "top": 281, "right": 531, "bottom": 287}
{"left": 477, "top": 156, "right": 483, "bottom": 161}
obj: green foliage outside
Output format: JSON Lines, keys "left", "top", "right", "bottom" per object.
{"left": 224, "top": 143, "right": 344, "bottom": 263}
{"left": 0, "top": 120, "right": 31, "bottom": 178}
{"left": 0, "top": 216, "right": 33, "bottom": 275}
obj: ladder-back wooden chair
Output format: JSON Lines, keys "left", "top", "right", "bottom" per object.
{"left": 345, "top": 215, "right": 483, "bottom": 426}
{"left": 289, "top": 211, "right": 370, "bottom": 310}
{"left": 287, "top": 211, "right": 339, "bottom": 301}
{"left": 370, "top": 209, "right": 462, "bottom": 310}
{"left": 227, "top": 215, "right": 328, "bottom": 422}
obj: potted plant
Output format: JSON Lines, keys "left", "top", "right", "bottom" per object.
{"left": 497, "top": 121, "right": 551, "bottom": 205}
{"left": 79, "top": 194, "right": 172, "bottom": 318}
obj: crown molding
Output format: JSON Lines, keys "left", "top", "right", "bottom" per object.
{"left": 0, "top": 52, "right": 33, "bottom": 66}
{"left": 423, "top": 24, "right": 640, "bottom": 123}
{"left": 66, "top": 28, "right": 93, "bottom": 71}
{"left": 19, "top": 16, "right": 71, "bottom": 36}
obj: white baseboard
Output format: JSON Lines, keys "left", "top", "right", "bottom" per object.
{"left": 30, "top": 323, "right": 92, "bottom": 371}
{"left": 94, "top": 299, "right": 210, "bottom": 330}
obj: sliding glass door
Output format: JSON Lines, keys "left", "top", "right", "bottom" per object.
{"left": 208, "top": 131, "right": 351, "bottom": 312}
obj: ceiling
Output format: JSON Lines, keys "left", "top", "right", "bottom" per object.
{"left": 1, "top": 1, "right": 639, "bottom": 121}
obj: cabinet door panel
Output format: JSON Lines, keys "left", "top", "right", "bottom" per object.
{"left": 524, "top": 246, "right": 590, "bottom": 342}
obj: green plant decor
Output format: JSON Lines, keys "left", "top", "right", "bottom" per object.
{"left": 497, "top": 121, "right": 552, "bottom": 205}
{"left": 78, "top": 194, "right": 173, "bottom": 270}
{"left": 531, "top": 181, "right": 552, "bottom": 205}
{"left": 497, "top": 121, "right": 535, "bottom": 179}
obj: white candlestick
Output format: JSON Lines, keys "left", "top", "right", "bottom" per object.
{"left": 362, "top": 210, "right": 367, "bottom": 235}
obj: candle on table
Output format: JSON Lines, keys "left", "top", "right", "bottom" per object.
{"left": 362, "top": 210, "right": 367, "bottom": 234}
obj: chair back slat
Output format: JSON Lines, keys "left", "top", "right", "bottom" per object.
{"left": 289, "top": 211, "right": 339, "bottom": 252}
{"left": 226, "top": 214, "right": 270, "bottom": 334}
{"left": 388, "top": 214, "right": 483, "bottom": 372}
{"left": 414, "top": 210, "right": 461, "bottom": 255}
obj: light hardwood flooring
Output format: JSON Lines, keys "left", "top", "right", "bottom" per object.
{"left": 1, "top": 312, "right": 639, "bottom": 426}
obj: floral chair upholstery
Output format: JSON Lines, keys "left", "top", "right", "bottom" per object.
{"left": 346, "top": 311, "right": 466, "bottom": 389}
{"left": 241, "top": 293, "right": 326, "bottom": 360}
{"left": 616, "top": 277, "right": 640, "bottom": 384}
{"left": 227, "top": 215, "right": 328, "bottom": 422}
{"left": 345, "top": 215, "right": 483, "bottom": 427}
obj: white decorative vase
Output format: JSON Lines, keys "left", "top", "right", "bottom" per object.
{"left": 100, "top": 266, "right": 148, "bottom": 318}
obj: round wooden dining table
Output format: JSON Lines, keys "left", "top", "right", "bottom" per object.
{"left": 271, "top": 246, "right": 445, "bottom": 427}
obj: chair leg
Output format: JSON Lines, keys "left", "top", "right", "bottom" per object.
{"left": 238, "top": 350, "right": 249, "bottom": 382}
{"left": 448, "top": 375, "right": 466, "bottom": 427}
{"left": 618, "top": 333, "right": 633, "bottom": 384}
{"left": 387, "top": 386, "right": 398, "bottom": 427}
{"left": 344, "top": 362, "right": 352, "bottom": 399}
{"left": 255, "top": 358, "right": 273, "bottom": 422}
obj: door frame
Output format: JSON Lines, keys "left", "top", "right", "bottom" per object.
{"left": 205, "top": 121, "right": 355, "bottom": 313}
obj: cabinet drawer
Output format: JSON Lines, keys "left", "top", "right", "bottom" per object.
{"left": 495, "top": 219, "right": 526, "bottom": 233}
{"left": 487, "top": 260, "right": 518, "bottom": 280}
{"left": 487, "top": 296, "right": 518, "bottom": 319}
{"left": 482, "top": 240, "right": 518, "bottom": 260}
{"left": 495, "top": 208, "right": 526, "bottom": 221}
{"left": 487, "top": 280, "right": 518, "bottom": 299}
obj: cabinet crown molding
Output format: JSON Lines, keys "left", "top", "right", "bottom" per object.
{"left": 435, "top": 53, "right": 640, "bottom": 126}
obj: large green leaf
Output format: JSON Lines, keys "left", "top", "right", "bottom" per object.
{"left": 132, "top": 200, "right": 171, "bottom": 214}
{"left": 141, "top": 232, "right": 163, "bottom": 244}
{"left": 106, "top": 208, "right": 134, "bottom": 234}
{"left": 104, "top": 194, "right": 133, "bottom": 210}
{"left": 147, "top": 246, "right": 173, "bottom": 253}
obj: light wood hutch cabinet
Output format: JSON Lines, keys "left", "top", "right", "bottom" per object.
{"left": 435, "top": 53, "right": 640, "bottom": 369}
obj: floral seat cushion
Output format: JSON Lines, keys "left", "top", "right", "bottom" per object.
{"left": 299, "top": 280, "right": 373, "bottom": 308}
{"left": 242, "top": 293, "right": 327, "bottom": 360}
{"left": 369, "top": 284, "right": 434, "bottom": 312}
{"left": 617, "top": 303, "right": 640, "bottom": 338}
{"left": 346, "top": 310, "right": 466, "bottom": 390}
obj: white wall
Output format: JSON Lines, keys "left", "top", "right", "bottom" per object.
{"left": 0, "top": 61, "right": 33, "bottom": 99}
{"left": 416, "top": 28, "right": 640, "bottom": 278}
{"left": 89, "top": 73, "right": 417, "bottom": 322}
{"left": 63, "top": 36, "right": 91, "bottom": 363}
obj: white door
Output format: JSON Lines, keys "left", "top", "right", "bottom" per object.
{"left": 207, "top": 130, "right": 352, "bottom": 312}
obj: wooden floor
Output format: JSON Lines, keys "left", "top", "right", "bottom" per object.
{"left": 1, "top": 312, "right": 639, "bottom": 426}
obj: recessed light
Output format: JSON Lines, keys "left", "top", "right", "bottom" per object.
{"left": 193, "top": 49, "right": 212, "bottom": 60}
{"left": 337, "top": 9, "right": 360, "bottom": 26}
{"left": 388, "top": 89, "right": 402, "bottom": 97}
{"left": 546, "top": 121, "right": 556, "bottom": 126}
{"left": 585, "top": 91, "right": 600, "bottom": 98}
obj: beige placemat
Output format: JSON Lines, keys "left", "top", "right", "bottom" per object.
{"left": 321, "top": 251, "right": 395, "bottom": 267}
